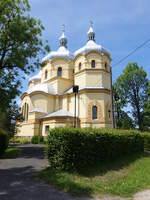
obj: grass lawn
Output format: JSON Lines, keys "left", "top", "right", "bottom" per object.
{"left": 4, "top": 146, "right": 21, "bottom": 158}
{"left": 39, "top": 153, "right": 150, "bottom": 198}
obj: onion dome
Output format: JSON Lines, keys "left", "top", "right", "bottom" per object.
{"left": 28, "top": 71, "right": 42, "bottom": 83}
{"left": 27, "top": 83, "right": 56, "bottom": 95}
{"left": 42, "top": 25, "right": 73, "bottom": 62}
{"left": 74, "top": 22, "right": 110, "bottom": 57}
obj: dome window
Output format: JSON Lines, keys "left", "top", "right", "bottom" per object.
{"left": 45, "top": 70, "right": 48, "bottom": 79}
{"left": 57, "top": 67, "right": 62, "bottom": 77}
{"left": 92, "top": 105, "right": 97, "bottom": 120}
{"left": 91, "top": 60, "right": 95, "bottom": 68}
{"left": 78, "top": 62, "right": 82, "bottom": 70}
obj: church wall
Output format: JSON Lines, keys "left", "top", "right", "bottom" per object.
{"left": 79, "top": 92, "right": 113, "bottom": 128}
{"left": 41, "top": 59, "right": 74, "bottom": 83}
{"left": 30, "top": 94, "right": 51, "bottom": 113}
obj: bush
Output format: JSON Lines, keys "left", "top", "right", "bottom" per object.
{"left": 142, "top": 132, "right": 150, "bottom": 150}
{"left": 9, "top": 137, "right": 31, "bottom": 144}
{"left": 0, "top": 128, "right": 9, "bottom": 156}
{"left": 46, "top": 128, "right": 144, "bottom": 171}
{"left": 31, "top": 136, "right": 44, "bottom": 144}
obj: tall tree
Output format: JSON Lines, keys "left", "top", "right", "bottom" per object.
{"left": 0, "top": 0, "right": 50, "bottom": 131}
{"left": 142, "top": 81, "right": 150, "bottom": 130}
{"left": 114, "top": 62, "right": 148, "bottom": 130}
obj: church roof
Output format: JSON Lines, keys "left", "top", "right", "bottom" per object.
{"left": 41, "top": 109, "right": 74, "bottom": 118}
{"left": 42, "top": 25, "right": 73, "bottom": 62}
{"left": 74, "top": 40, "right": 110, "bottom": 57}
{"left": 29, "top": 107, "right": 45, "bottom": 113}
{"left": 27, "top": 83, "right": 56, "bottom": 95}
{"left": 74, "top": 23, "right": 110, "bottom": 57}
{"left": 42, "top": 46, "right": 73, "bottom": 62}
{"left": 29, "top": 71, "right": 42, "bottom": 83}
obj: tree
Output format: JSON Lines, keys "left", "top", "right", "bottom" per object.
{"left": 0, "top": 0, "right": 50, "bottom": 131}
{"left": 142, "top": 81, "right": 150, "bottom": 130}
{"left": 113, "top": 85, "right": 134, "bottom": 129}
{"left": 114, "top": 62, "right": 148, "bottom": 130}
{"left": 115, "top": 110, "right": 135, "bottom": 129}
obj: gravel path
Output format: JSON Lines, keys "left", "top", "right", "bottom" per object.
{"left": 0, "top": 144, "right": 149, "bottom": 200}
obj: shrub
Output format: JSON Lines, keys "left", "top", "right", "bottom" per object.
{"left": 0, "top": 128, "right": 9, "bottom": 156}
{"left": 31, "top": 136, "right": 44, "bottom": 144}
{"left": 9, "top": 137, "right": 31, "bottom": 144}
{"left": 46, "top": 128, "right": 144, "bottom": 171}
{"left": 141, "top": 132, "right": 150, "bottom": 150}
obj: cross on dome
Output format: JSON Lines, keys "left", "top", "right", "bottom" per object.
{"left": 59, "top": 24, "right": 67, "bottom": 48}
{"left": 87, "top": 21, "right": 95, "bottom": 41}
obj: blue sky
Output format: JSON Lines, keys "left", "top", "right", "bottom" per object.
{"left": 22, "top": 0, "right": 150, "bottom": 94}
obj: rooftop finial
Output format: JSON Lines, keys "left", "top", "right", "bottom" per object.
{"left": 59, "top": 24, "right": 67, "bottom": 48}
{"left": 90, "top": 20, "right": 93, "bottom": 28}
{"left": 62, "top": 24, "right": 65, "bottom": 33}
{"left": 87, "top": 21, "right": 95, "bottom": 41}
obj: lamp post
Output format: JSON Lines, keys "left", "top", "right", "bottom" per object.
{"left": 73, "top": 85, "right": 79, "bottom": 128}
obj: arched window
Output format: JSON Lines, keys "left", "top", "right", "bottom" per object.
{"left": 91, "top": 60, "right": 95, "bottom": 68}
{"left": 92, "top": 106, "right": 97, "bottom": 120}
{"left": 26, "top": 104, "right": 29, "bottom": 121}
{"left": 105, "top": 62, "right": 107, "bottom": 70}
{"left": 22, "top": 103, "right": 29, "bottom": 121}
{"left": 57, "top": 67, "right": 62, "bottom": 77}
{"left": 79, "top": 62, "right": 82, "bottom": 70}
{"left": 45, "top": 70, "right": 48, "bottom": 79}
{"left": 24, "top": 103, "right": 27, "bottom": 121}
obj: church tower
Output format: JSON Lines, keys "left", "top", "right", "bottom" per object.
{"left": 73, "top": 22, "right": 113, "bottom": 128}
{"left": 41, "top": 25, "right": 74, "bottom": 95}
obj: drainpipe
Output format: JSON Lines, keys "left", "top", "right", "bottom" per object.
{"left": 110, "top": 66, "right": 115, "bottom": 128}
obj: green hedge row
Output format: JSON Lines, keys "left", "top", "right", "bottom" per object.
{"left": 142, "top": 132, "right": 150, "bottom": 150}
{"left": 31, "top": 136, "right": 44, "bottom": 144}
{"left": 0, "top": 128, "right": 9, "bottom": 156}
{"left": 46, "top": 128, "right": 144, "bottom": 171}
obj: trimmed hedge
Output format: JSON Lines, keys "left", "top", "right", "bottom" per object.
{"left": 31, "top": 136, "right": 44, "bottom": 144}
{"left": 142, "top": 132, "right": 150, "bottom": 150}
{"left": 0, "top": 128, "right": 9, "bottom": 156}
{"left": 46, "top": 128, "right": 144, "bottom": 171}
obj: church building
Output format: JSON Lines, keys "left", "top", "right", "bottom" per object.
{"left": 17, "top": 24, "right": 114, "bottom": 137}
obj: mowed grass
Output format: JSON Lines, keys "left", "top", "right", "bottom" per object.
{"left": 4, "top": 146, "right": 21, "bottom": 158}
{"left": 39, "top": 153, "right": 150, "bottom": 198}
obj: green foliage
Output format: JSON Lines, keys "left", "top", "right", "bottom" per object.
{"left": 0, "top": 0, "right": 50, "bottom": 131}
{"left": 31, "top": 135, "right": 44, "bottom": 144}
{"left": 40, "top": 154, "right": 150, "bottom": 198}
{"left": 46, "top": 128, "right": 144, "bottom": 171}
{"left": 4, "top": 146, "right": 21, "bottom": 158}
{"left": 141, "top": 132, "right": 150, "bottom": 150}
{"left": 115, "top": 110, "right": 135, "bottom": 129}
{"left": 0, "top": 128, "right": 9, "bottom": 156}
{"left": 113, "top": 62, "right": 148, "bottom": 130}
{"left": 142, "top": 81, "right": 150, "bottom": 130}
{"left": 9, "top": 136, "right": 31, "bottom": 144}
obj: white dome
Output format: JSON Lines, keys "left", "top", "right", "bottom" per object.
{"left": 42, "top": 46, "right": 73, "bottom": 62}
{"left": 74, "top": 40, "right": 110, "bottom": 57}
{"left": 29, "top": 71, "right": 42, "bottom": 82}
{"left": 27, "top": 83, "right": 55, "bottom": 95}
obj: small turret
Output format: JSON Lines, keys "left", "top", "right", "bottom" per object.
{"left": 87, "top": 21, "right": 95, "bottom": 41}
{"left": 59, "top": 24, "right": 67, "bottom": 48}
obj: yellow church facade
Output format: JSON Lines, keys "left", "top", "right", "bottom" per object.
{"left": 17, "top": 24, "right": 114, "bottom": 137}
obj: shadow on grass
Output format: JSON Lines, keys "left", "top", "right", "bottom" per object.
{"left": 77, "top": 153, "right": 144, "bottom": 177}
{"left": 39, "top": 153, "right": 145, "bottom": 197}
{"left": 39, "top": 168, "right": 93, "bottom": 197}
